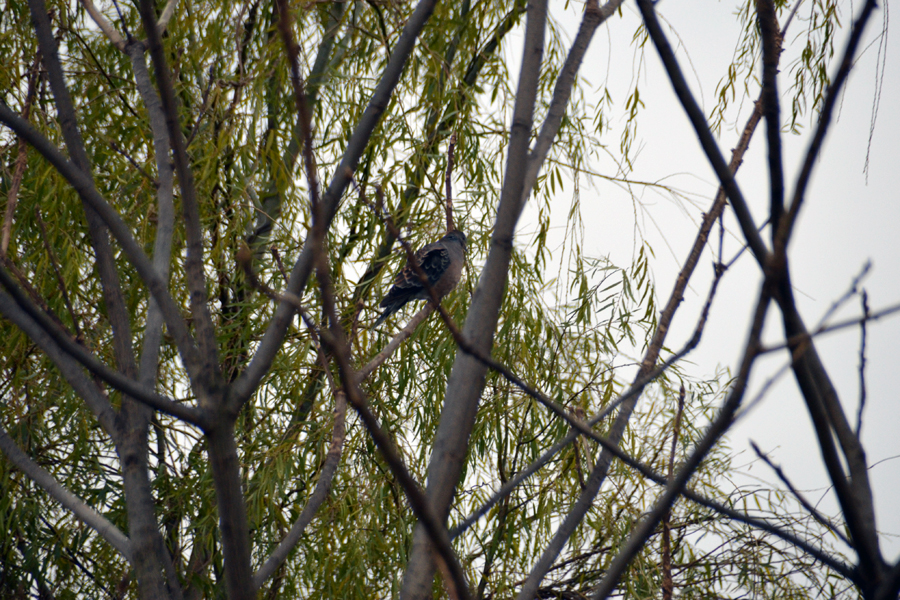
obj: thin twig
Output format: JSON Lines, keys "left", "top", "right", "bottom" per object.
{"left": 856, "top": 290, "right": 868, "bottom": 437}
{"left": 1, "top": 51, "right": 39, "bottom": 258}
{"left": 750, "top": 441, "right": 852, "bottom": 546}
{"left": 661, "top": 385, "right": 685, "bottom": 600}
{"left": 33, "top": 206, "right": 83, "bottom": 341}
{"left": 446, "top": 132, "right": 457, "bottom": 231}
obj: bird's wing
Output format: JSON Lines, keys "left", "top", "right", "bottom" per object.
{"left": 391, "top": 244, "right": 450, "bottom": 289}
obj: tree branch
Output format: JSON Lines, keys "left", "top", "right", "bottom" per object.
{"left": 0, "top": 424, "right": 133, "bottom": 562}
{"left": 28, "top": 0, "right": 139, "bottom": 381}
{"left": 520, "top": 0, "right": 625, "bottom": 207}
{"left": 137, "top": 0, "right": 220, "bottom": 385}
{"left": 252, "top": 390, "right": 347, "bottom": 590}
{"left": 79, "top": 0, "right": 126, "bottom": 51}
{"left": 590, "top": 280, "right": 774, "bottom": 600}
{"left": 776, "top": 0, "right": 879, "bottom": 252}
{"left": 401, "top": 1, "right": 549, "bottom": 596}
{"left": 636, "top": 0, "right": 770, "bottom": 267}
{"left": 755, "top": 0, "right": 785, "bottom": 235}
{"left": 0, "top": 267, "right": 206, "bottom": 428}
{"left": 0, "top": 289, "right": 120, "bottom": 439}
{"left": 0, "top": 102, "right": 202, "bottom": 381}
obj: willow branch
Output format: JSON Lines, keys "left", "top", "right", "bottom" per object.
{"left": 0, "top": 425, "right": 133, "bottom": 562}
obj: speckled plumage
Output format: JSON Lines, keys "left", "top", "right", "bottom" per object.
{"left": 372, "top": 230, "right": 467, "bottom": 328}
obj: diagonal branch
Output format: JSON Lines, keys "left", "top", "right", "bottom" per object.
{"left": 636, "top": 0, "right": 770, "bottom": 267}
{"left": 520, "top": 0, "right": 625, "bottom": 207}
{"left": 0, "top": 270, "right": 205, "bottom": 427}
{"left": 126, "top": 42, "right": 178, "bottom": 391}
{"left": 28, "top": 0, "right": 138, "bottom": 381}
{"left": 311, "top": 233, "right": 474, "bottom": 600}
{"left": 776, "top": 0, "right": 879, "bottom": 252}
{"left": 0, "top": 290, "right": 119, "bottom": 439}
{"left": 0, "top": 424, "right": 133, "bottom": 562}
{"left": 252, "top": 388, "right": 347, "bottom": 591}
{"left": 590, "top": 280, "right": 775, "bottom": 600}
{"left": 750, "top": 441, "right": 852, "bottom": 547}
{"left": 79, "top": 0, "right": 126, "bottom": 51}
{"left": 0, "top": 103, "right": 202, "bottom": 379}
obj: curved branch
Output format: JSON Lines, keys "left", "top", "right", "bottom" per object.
{"left": 252, "top": 391, "right": 347, "bottom": 590}
{"left": 79, "top": 0, "right": 126, "bottom": 51}
{"left": 0, "top": 425, "right": 133, "bottom": 562}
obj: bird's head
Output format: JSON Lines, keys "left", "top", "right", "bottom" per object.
{"left": 442, "top": 229, "right": 467, "bottom": 248}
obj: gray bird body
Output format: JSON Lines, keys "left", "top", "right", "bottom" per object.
{"left": 372, "top": 230, "right": 467, "bottom": 328}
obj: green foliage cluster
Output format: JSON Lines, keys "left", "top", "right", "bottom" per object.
{"left": 0, "top": 0, "right": 854, "bottom": 598}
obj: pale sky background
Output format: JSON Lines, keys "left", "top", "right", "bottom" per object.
{"left": 512, "top": 0, "right": 900, "bottom": 563}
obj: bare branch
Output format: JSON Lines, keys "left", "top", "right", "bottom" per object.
{"left": 253, "top": 391, "right": 347, "bottom": 590}
{"left": 156, "top": 0, "right": 179, "bottom": 34}
{"left": 661, "top": 385, "right": 686, "bottom": 600}
{"left": 0, "top": 424, "right": 133, "bottom": 562}
{"left": 776, "top": 0, "right": 879, "bottom": 251}
{"left": 1, "top": 52, "right": 39, "bottom": 258}
{"left": 590, "top": 281, "right": 775, "bottom": 600}
{"left": 875, "top": 561, "right": 900, "bottom": 600}
{"left": 520, "top": 0, "right": 625, "bottom": 206}
{"left": 856, "top": 290, "right": 869, "bottom": 436}
{"left": 126, "top": 42, "right": 178, "bottom": 391}
{"left": 445, "top": 133, "right": 457, "bottom": 231}
{"left": 756, "top": 0, "right": 785, "bottom": 235}
{"left": 636, "top": 0, "right": 770, "bottom": 267}
{"left": 359, "top": 304, "right": 434, "bottom": 380}
{"left": 750, "top": 441, "right": 852, "bottom": 546}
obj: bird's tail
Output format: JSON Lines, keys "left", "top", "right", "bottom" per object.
{"left": 370, "top": 304, "right": 398, "bottom": 329}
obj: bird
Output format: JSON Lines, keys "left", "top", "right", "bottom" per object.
{"left": 372, "top": 229, "right": 467, "bottom": 328}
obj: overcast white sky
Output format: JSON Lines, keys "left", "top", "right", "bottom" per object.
{"left": 514, "top": 0, "right": 900, "bottom": 563}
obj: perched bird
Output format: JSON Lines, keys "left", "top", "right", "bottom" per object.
{"left": 372, "top": 229, "right": 467, "bottom": 328}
